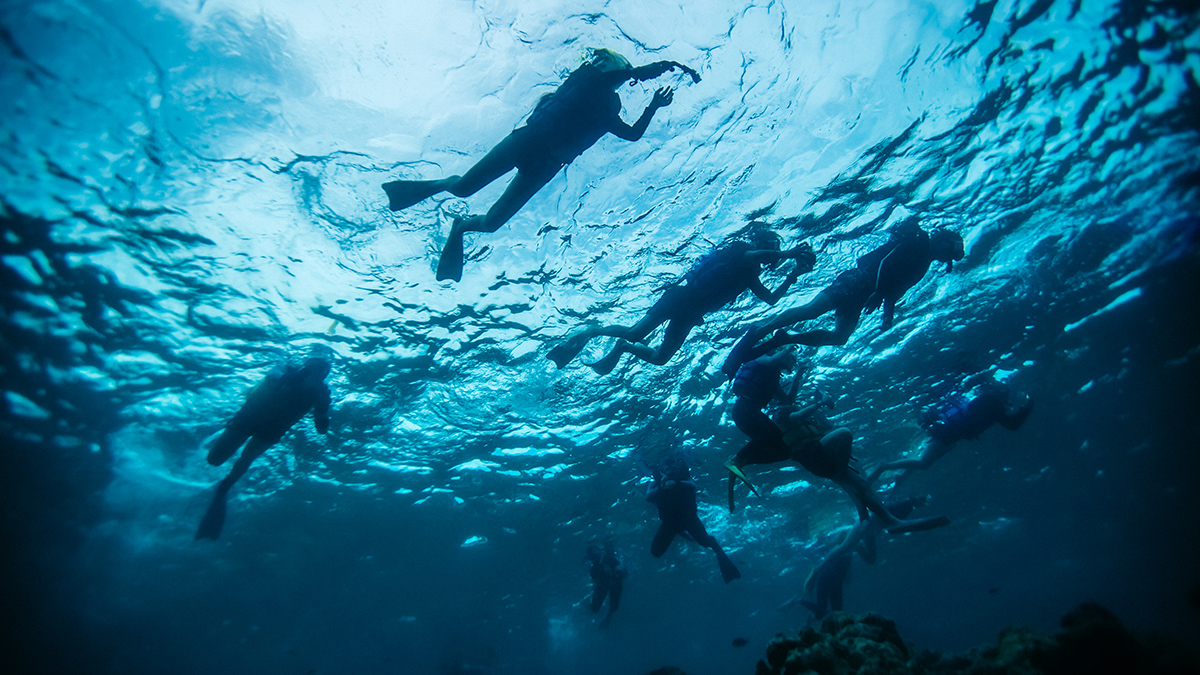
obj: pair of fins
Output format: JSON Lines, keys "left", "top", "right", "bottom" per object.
{"left": 382, "top": 180, "right": 465, "bottom": 282}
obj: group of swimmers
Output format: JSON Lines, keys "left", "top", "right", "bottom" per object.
{"left": 193, "top": 47, "right": 1032, "bottom": 626}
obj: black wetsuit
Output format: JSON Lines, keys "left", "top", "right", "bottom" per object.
{"left": 648, "top": 479, "right": 721, "bottom": 555}
{"left": 513, "top": 64, "right": 625, "bottom": 176}
{"left": 781, "top": 412, "right": 843, "bottom": 479}
{"left": 209, "top": 362, "right": 331, "bottom": 463}
{"left": 730, "top": 358, "right": 790, "bottom": 466}
{"left": 925, "top": 385, "right": 1030, "bottom": 445}
{"left": 588, "top": 550, "right": 626, "bottom": 614}
{"left": 648, "top": 242, "right": 765, "bottom": 326}
{"left": 825, "top": 224, "right": 937, "bottom": 321}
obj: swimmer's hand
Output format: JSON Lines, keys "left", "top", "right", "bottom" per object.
{"left": 650, "top": 87, "right": 674, "bottom": 109}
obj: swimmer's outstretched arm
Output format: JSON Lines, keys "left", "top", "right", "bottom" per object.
{"left": 749, "top": 246, "right": 815, "bottom": 304}
{"left": 629, "top": 60, "right": 701, "bottom": 84}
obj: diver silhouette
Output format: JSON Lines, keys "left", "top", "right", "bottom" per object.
{"left": 585, "top": 536, "right": 628, "bottom": 629}
{"left": 779, "top": 496, "right": 929, "bottom": 618}
{"left": 195, "top": 356, "right": 332, "bottom": 541}
{"left": 722, "top": 349, "right": 801, "bottom": 512}
{"left": 382, "top": 48, "right": 701, "bottom": 282}
{"left": 722, "top": 220, "right": 965, "bottom": 377}
{"left": 727, "top": 394, "right": 950, "bottom": 534}
{"left": 866, "top": 381, "right": 1033, "bottom": 486}
{"left": 646, "top": 457, "right": 741, "bottom": 583}
{"left": 548, "top": 229, "right": 815, "bottom": 375}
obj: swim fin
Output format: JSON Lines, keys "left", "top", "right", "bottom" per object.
{"left": 195, "top": 488, "right": 229, "bottom": 541}
{"left": 886, "top": 515, "right": 950, "bottom": 535}
{"left": 717, "top": 550, "right": 741, "bottom": 583}
{"left": 382, "top": 179, "right": 441, "bottom": 212}
{"left": 436, "top": 219, "right": 466, "bottom": 282}
{"left": 546, "top": 329, "right": 596, "bottom": 369}
{"left": 725, "top": 460, "right": 760, "bottom": 497}
{"left": 587, "top": 350, "right": 621, "bottom": 376}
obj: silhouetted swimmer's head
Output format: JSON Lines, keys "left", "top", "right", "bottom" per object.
{"left": 748, "top": 227, "right": 782, "bottom": 253}
{"left": 589, "top": 48, "right": 632, "bottom": 77}
{"left": 930, "top": 228, "right": 966, "bottom": 271}
{"left": 301, "top": 356, "right": 331, "bottom": 380}
{"left": 658, "top": 455, "right": 690, "bottom": 481}
{"left": 763, "top": 349, "right": 797, "bottom": 371}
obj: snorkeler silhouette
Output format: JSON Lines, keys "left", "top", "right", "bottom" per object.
{"left": 722, "top": 349, "right": 800, "bottom": 511}
{"left": 866, "top": 381, "right": 1033, "bottom": 486}
{"left": 779, "top": 496, "right": 929, "bottom": 618}
{"left": 722, "top": 219, "right": 965, "bottom": 377}
{"left": 195, "top": 356, "right": 332, "bottom": 541}
{"left": 547, "top": 230, "right": 816, "bottom": 375}
{"left": 585, "top": 536, "right": 627, "bottom": 629}
{"left": 728, "top": 394, "right": 949, "bottom": 534}
{"left": 646, "top": 457, "right": 741, "bottom": 583}
{"left": 381, "top": 48, "right": 701, "bottom": 282}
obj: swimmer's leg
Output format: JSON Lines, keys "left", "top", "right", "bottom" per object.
{"left": 206, "top": 426, "right": 250, "bottom": 466}
{"left": 590, "top": 317, "right": 693, "bottom": 375}
{"left": 866, "top": 437, "right": 950, "bottom": 484}
{"left": 384, "top": 134, "right": 521, "bottom": 212}
{"left": 437, "top": 168, "right": 555, "bottom": 282}
{"left": 195, "top": 437, "right": 273, "bottom": 541}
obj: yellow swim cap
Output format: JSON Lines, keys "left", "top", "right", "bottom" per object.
{"left": 589, "top": 48, "right": 632, "bottom": 73}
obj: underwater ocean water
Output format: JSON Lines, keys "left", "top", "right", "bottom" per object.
{"left": 2, "top": 0, "right": 1199, "bottom": 673}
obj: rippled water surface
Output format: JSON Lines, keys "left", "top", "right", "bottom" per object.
{"left": 2, "top": 0, "right": 1199, "bottom": 673}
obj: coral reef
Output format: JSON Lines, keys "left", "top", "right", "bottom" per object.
{"left": 755, "top": 602, "right": 1199, "bottom": 675}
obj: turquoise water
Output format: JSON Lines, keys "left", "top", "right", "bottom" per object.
{"left": 2, "top": 1, "right": 1198, "bottom": 673}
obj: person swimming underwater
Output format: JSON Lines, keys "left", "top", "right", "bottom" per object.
{"left": 866, "top": 380, "right": 1033, "bottom": 486}
{"left": 646, "top": 457, "right": 741, "bottom": 583}
{"left": 723, "top": 349, "right": 800, "bottom": 512}
{"left": 585, "top": 536, "right": 628, "bottom": 629}
{"left": 195, "top": 355, "right": 332, "bottom": 541}
{"left": 547, "top": 228, "right": 815, "bottom": 374}
{"left": 779, "top": 496, "right": 930, "bottom": 618}
{"left": 382, "top": 47, "right": 701, "bottom": 282}
{"left": 722, "top": 219, "right": 965, "bottom": 377}
{"left": 729, "top": 396, "right": 950, "bottom": 534}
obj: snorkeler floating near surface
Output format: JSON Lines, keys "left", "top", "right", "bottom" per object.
{"left": 195, "top": 356, "right": 332, "bottom": 541}
{"left": 729, "top": 394, "right": 950, "bottom": 534}
{"left": 722, "top": 219, "right": 965, "bottom": 378}
{"left": 723, "top": 349, "right": 800, "bottom": 511}
{"left": 646, "top": 457, "right": 741, "bottom": 583}
{"left": 866, "top": 381, "right": 1033, "bottom": 486}
{"left": 779, "top": 496, "right": 930, "bottom": 618}
{"left": 382, "top": 48, "right": 701, "bottom": 282}
{"left": 585, "top": 537, "right": 628, "bottom": 629}
{"left": 548, "top": 230, "right": 815, "bottom": 375}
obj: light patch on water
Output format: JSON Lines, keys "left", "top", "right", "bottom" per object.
{"left": 3, "top": 255, "right": 45, "bottom": 284}
{"left": 492, "top": 447, "right": 565, "bottom": 457}
{"left": 5, "top": 391, "right": 50, "bottom": 419}
{"left": 1064, "top": 288, "right": 1144, "bottom": 332}
{"left": 368, "top": 460, "right": 433, "bottom": 474}
{"left": 451, "top": 459, "right": 501, "bottom": 472}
